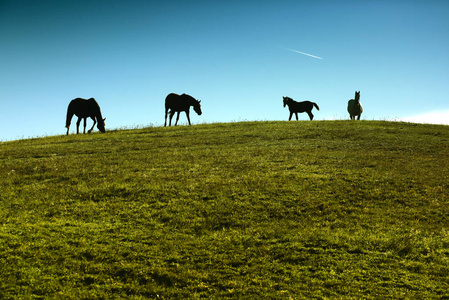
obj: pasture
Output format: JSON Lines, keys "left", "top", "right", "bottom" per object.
{"left": 1, "top": 121, "right": 448, "bottom": 299}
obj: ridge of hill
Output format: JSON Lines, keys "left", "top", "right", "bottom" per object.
{"left": 1, "top": 121, "right": 448, "bottom": 298}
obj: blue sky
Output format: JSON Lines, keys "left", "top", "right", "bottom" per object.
{"left": 1, "top": 0, "right": 448, "bottom": 141}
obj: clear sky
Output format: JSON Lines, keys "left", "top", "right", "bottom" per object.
{"left": 1, "top": 0, "right": 448, "bottom": 141}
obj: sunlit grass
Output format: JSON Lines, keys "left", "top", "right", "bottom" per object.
{"left": 1, "top": 121, "right": 448, "bottom": 298}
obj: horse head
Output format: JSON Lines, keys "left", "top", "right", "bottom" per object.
{"left": 97, "top": 118, "right": 106, "bottom": 133}
{"left": 283, "top": 96, "right": 291, "bottom": 107}
{"left": 193, "top": 100, "right": 202, "bottom": 115}
{"left": 355, "top": 91, "right": 360, "bottom": 102}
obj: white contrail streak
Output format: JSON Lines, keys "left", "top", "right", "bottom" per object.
{"left": 282, "top": 47, "right": 323, "bottom": 59}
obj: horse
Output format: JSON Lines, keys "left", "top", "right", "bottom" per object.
{"left": 164, "top": 93, "right": 202, "bottom": 126}
{"left": 347, "top": 91, "right": 363, "bottom": 120}
{"left": 65, "top": 98, "right": 106, "bottom": 135}
{"left": 282, "top": 96, "right": 320, "bottom": 121}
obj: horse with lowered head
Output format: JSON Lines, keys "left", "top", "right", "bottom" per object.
{"left": 65, "top": 98, "right": 106, "bottom": 135}
{"left": 164, "top": 93, "right": 202, "bottom": 126}
{"left": 347, "top": 91, "right": 363, "bottom": 120}
{"left": 283, "top": 96, "right": 320, "bottom": 121}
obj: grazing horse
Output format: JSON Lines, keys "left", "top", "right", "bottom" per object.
{"left": 65, "top": 98, "right": 106, "bottom": 135}
{"left": 283, "top": 96, "right": 320, "bottom": 121}
{"left": 347, "top": 91, "right": 363, "bottom": 120}
{"left": 164, "top": 93, "right": 202, "bottom": 126}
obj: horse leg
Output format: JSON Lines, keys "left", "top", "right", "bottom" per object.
{"left": 83, "top": 118, "right": 87, "bottom": 134}
{"left": 164, "top": 109, "right": 168, "bottom": 127}
{"left": 357, "top": 114, "right": 361, "bottom": 120}
{"left": 76, "top": 117, "right": 82, "bottom": 134}
{"left": 186, "top": 111, "right": 191, "bottom": 125}
{"left": 288, "top": 112, "right": 293, "bottom": 121}
{"left": 307, "top": 111, "right": 314, "bottom": 120}
{"left": 169, "top": 111, "right": 175, "bottom": 126}
{"left": 175, "top": 112, "right": 181, "bottom": 126}
{"left": 295, "top": 113, "right": 299, "bottom": 121}
{"left": 88, "top": 117, "right": 96, "bottom": 133}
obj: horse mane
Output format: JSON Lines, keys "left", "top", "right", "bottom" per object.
{"left": 182, "top": 94, "right": 200, "bottom": 107}
{"left": 182, "top": 93, "right": 197, "bottom": 102}
{"left": 84, "top": 98, "right": 104, "bottom": 122}
{"left": 283, "top": 96, "right": 299, "bottom": 104}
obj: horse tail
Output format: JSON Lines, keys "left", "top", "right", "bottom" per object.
{"left": 313, "top": 102, "right": 320, "bottom": 111}
{"left": 66, "top": 100, "right": 74, "bottom": 127}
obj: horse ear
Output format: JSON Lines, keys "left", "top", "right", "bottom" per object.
{"left": 103, "top": 118, "right": 106, "bottom": 121}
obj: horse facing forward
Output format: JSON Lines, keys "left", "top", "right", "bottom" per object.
{"left": 347, "top": 91, "right": 363, "bottom": 120}
{"left": 164, "top": 93, "right": 202, "bottom": 126}
{"left": 283, "top": 96, "right": 320, "bottom": 121}
{"left": 65, "top": 98, "right": 106, "bottom": 135}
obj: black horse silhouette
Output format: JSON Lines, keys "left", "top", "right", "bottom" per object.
{"left": 164, "top": 93, "right": 202, "bottom": 126}
{"left": 347, "top": 91, "right": 363, "bottom": 120}
{"left": 65, "top": 98, "right": 106, "bottom": 135}
{"left": 283, "top": 96, "right": 320, "bottom": 121}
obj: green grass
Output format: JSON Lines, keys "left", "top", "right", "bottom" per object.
{"left": 1, "top": 120, "right": 448, "bottom": 299}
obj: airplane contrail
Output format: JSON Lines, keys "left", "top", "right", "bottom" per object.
{"left": 282, "top": 47, "right": 323, "bottom": 59}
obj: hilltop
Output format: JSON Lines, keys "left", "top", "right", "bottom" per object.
{"left": 1, "top": 121, "right": 448, "bottom": 298}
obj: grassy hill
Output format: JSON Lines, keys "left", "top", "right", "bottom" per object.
{"left": 1, "top": 120, "right": 448, "bottom": 299}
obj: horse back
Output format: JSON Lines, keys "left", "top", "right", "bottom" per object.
{"left": 69, "top": 98, "right": 100, "bottom": 118}
{"left": 290, "top": 100, "right": 315, "bottom": 112}
{"left": 165, "top": 93, "right": 191, "bottom": 111}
